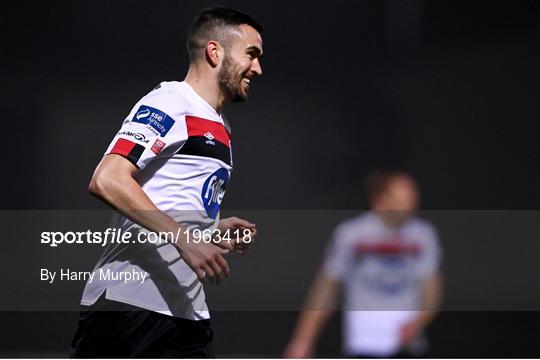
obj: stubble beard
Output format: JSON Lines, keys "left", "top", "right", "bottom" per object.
{"left": 218, "top": 54, "right": 247, "bottom": 103}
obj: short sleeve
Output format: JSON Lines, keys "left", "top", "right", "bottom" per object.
{"left": 322, "top": 224, "right": 353, "bottom": 281}
{"left": 416, "top": 224, "right": 442, "bottom": 278}
{"left": 105, "top": 92, "right": 188, "bottom": 169}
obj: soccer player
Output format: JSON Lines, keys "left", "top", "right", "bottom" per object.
{"left": 284, "top": 170, "right": 443, "bottom": 358}
{"left": 71, "top": 7, "right": 263, "bottom": 358}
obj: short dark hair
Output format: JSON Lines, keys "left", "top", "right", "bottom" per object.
{"left": 364, "top": 169, "right": 416, "bottom": 199}
{"left": 186, "top": 7, "right": 263, "bottom": 62}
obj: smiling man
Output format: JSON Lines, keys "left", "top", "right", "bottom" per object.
{"left": 71, "top": 7, "right": 263, "bottom": 358}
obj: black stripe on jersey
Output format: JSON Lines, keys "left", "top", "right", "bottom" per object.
{"left": 125, "top": 143, "right": 145, "bottom": 167}
{"left": 177, "top": 136, "right": 232, "bottom": 166}
{"left": 109, "top": 138, "right": 146, "bottom": 168}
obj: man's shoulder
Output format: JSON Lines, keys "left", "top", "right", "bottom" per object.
{"left": 405, "top": 216, "right": 439, "bottom": 245}
{"left": 333, "top": 212, "right": 376, "bottom": 240}
{"left": 339, "top": 212, "right": 376, "bottom": 228}
{"left": 407, "top": 216, "right": 437, "bottom": 233}
{"left": 140, "top": 81, "right": 189, "bottom": 110}
{"left": 147, "top": 81, "right": 185, "bottom": 97}
{"left": 126, "top": 81, "right": 205, "bottom": 126}
{"left": 139, "top": 81, "right": 223, "bottom": 123}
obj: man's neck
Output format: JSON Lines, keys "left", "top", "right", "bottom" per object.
{"left": 373, "top": 208, "right": 409, "bottom": 229}
{"left": 184, "top": 67, "right": 226, "bottom": 112}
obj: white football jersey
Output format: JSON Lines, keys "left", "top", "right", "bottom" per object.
{"left": 81, "top": 81, "right": 233, "bottom": 320}
{"left": 323, "top": 212, "right": 441, "bottom": 356}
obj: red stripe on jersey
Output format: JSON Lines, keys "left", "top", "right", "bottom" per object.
{"left": 354, "top": 242, "right": 420, "bottom": 256}
{"left": 186, "top": 116, "right": 230, "bottom": 147}
{"left": 111, "top": 138, "right": 136, "bottom": 156}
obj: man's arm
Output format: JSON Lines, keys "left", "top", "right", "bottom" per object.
{"left": 418, "top": 272, "right": 443, "bottom": 325}
{"left": 89, "top": 154, "right": 230, "bottom": 280}
{"left": 399, "top": 272, "right": 443, "bottom": 346}
{"left": 284, "top": 271, "right": 340, "bottom": 358}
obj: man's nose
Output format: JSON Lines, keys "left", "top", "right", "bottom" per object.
{"left": 251, "top": 58, "right": 262, "bottom": 76}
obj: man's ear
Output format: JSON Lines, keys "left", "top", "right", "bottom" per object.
{"left": 205, "top": 41, "right": 221, "bottom": 68}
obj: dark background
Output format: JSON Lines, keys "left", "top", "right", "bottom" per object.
{"left": 1, "top": 0, "right": 539, "bottom": 357}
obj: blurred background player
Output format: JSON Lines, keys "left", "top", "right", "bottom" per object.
{"left": 284, "top": 170, "right": 443, "bottom": 358}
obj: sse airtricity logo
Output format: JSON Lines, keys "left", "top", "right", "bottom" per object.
{"left": 133, "top": 105, "right": 175, "bottom": 137}
{"left": 135, "top": 108, "right": 151, "bottom": 120}
{"left": 201, "top": 168, "right": 229, "bottom": 219}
